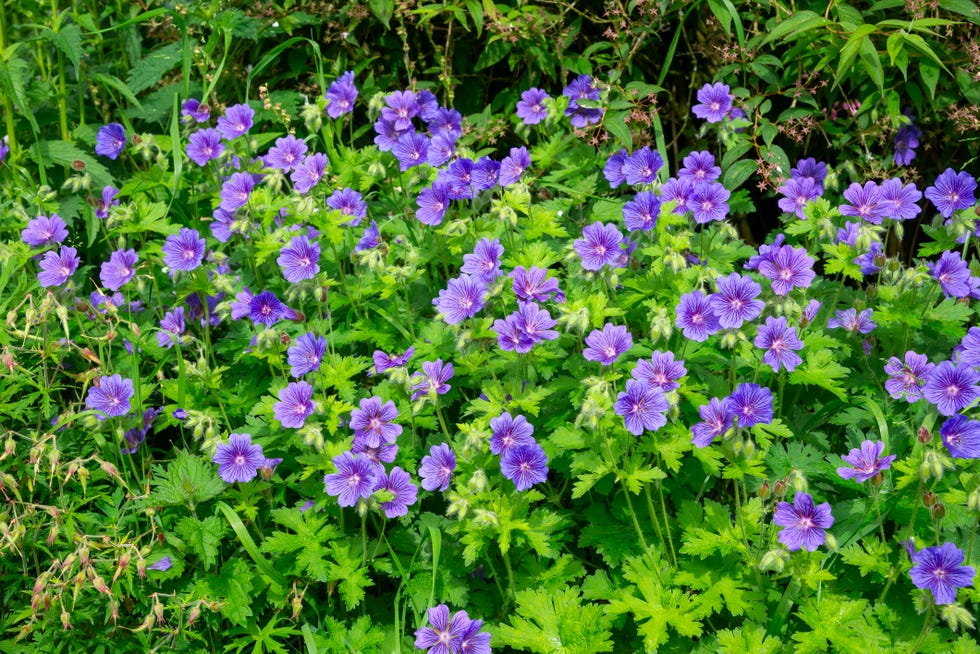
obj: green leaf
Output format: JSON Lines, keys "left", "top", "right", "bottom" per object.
{"left": 176, "top": 514, "right": 226, "bottom": 569}
{"left": 840, "top": 539, "right": 892, "bottom": 578}
{"left": 0, "top": 54, "right": 38, "bottom": 134}
{"left": 33, "top": 139, "right": 114, "bottom": 189}
{"left": 127, "top": 42, "right": 182, "bottom": 94}
{"left": 149, "top": 450, "right": 226, "bottom": 508}
{"left": 762, "top": 11, "right": 830, "bottom": 46}
{"left": 939, "top": 0, "right": 980, "bottom": 25}
{"left": 46, "top": 24, "right": 83, "bottom": 74}
{"left": 835, "top": 24, "right": 878, "bottom": 86}
{"left": 495, "top": 586, "right": 615, "bottom": 653}
{"left": 885, "top": 31, "right": 907, "bottom": 79}
{"left": 466, "top": 0, "right": 484, "bottom": 35}
{"left": 603, "top": 111, "right": 633, "bottom": 151}
{"left": 901, "top": 32, "right": 951, "bottom": 74}
{"left": 92, "top": 72, "right": 144, "bottom": 112}
{"left": 198, "top": 558, "right": 253, "bottom": 625}
{"left": 859, "top": 37, "right": 885, "bottom": 91}
{"left": 723, "top": 159, "right": 757, "bottom": 191}
{"left": 789, "top": 349, "right": 851, "bottom": 400}
{"left": 919, "top": 58, "right": 941, "bottom": 99}
{"left": 717, "top": 623, "right": 782, "bottom": 654}
{"left": 474, "top": 38, "right": 508, "bottom": 71}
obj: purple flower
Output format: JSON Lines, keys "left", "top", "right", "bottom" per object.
{"left": 324, "top": 451, "right": 377, "bottom": 507}
{"left": 219, "top": 172, "right": 255, "bottom": 213}
{"left": 923, "top": 361, "right": 980, "bottom": 416}
{"left": 516, "top": 88, "right": 550, "bottom": 125}
{"left": 929, "top": 250, "right": 971, "bottom": 298}
{"left": 575, "top": 222, "right": 624, "bottom": 271}
{"left": 691, "top": 82, "right": 732, "bottom": 123}
{"left": 956, "top": 327, "right": 980, "bottom": 366}
{"left": 879, "top": 178, "right": 922, "bottom": 221}
{"left": 355, "top": 221, "right": 381, "bottom": 252}
{"left": 710, "top": 273, "right": 764, "bottom": 329}
{"left": 939, "top": 415, "right": 980, "bottom": 459}
{"left": 429, "top": 108, "right": 462, "bottom": 140}
{"left": 350, "top": 396, "right": 402, "bottom": 449}
{"left": 729, "top": 382, "right": 773, "bottom": 428}
{"left": 689, "top": 182, "right": 730, "bottom": 224}
{"left": 416, "top": 183, "right": 451, "bottom": 226}
{"left": 614, "top": 380, "right": 669, "bottom": 435}
{"left": 461, "top": 238, "right": 504, "bottom": 283}
{"left": 661, "top": 177, "right": 694, "bottom": 213}
{"left": 22, "top": 214, "right": 68, "bottom": 247}
{"left": 894, "top": 116, "right": 920, "bottom": 166}
{"left": 148, "top": 557, "right": 173, "bottom": 572}
{"left": 492, "top": 314, "right": 532, "bottom": 353}
{"left": 757, "top": 245, "right": 815, "bottom": 296}
{"left": 837, "top": 440, "right": 895, "bottom": 482}
{"left": 801, "top": 299, "right": 822, "bottom": 328}
{"left": 489, "top": 412, "right": 536, "bottom": 455}
{"left": 181, "top": 98, "right": 210, "bottom": 123}
{"left": 186, "top": 128, "right": 224, "bottom": 166}
{"left": 924, "top": 168, "right": 977, "bottom": 218}
{"left": 352, "top": 441, "right": 397, "bottom": 473}
{"left": 774, "top": 492, "right": 834, "bottom": 552}
{"left": 510, "top": 266, "right": 562, "bottom": 303}
{"left": 623, "top": 146, "right": 664, "bottom": 186}
{"left": 213, "top": 433, "right": 265, "bottom": 483}
{"left": 691, "top": 397, "right": 734, "bottom": 447}
{"left": 326, "top": 187, "right": 367, "bottom": 226}
{"left": 95, "top": 123, "right": 126, "bottom": 159}
{"left": 471, "top": 156, "right": 500, "bottom": 191}
{"left": 501, "top": 443, "right": 549, "bottom": 491}
{"left": 791, "top": 158, "right": 827, "bottom": 188}
{"left": 382, "top": 90, "right": 419, "bottom": 131}
{"left": 440, "top": 158, "right": 476, "bottom": 200}
{"left": 425, "top": 135, "right": 455, "bottom": 168}
{"left": 884, "top": 351, "right": 934, "bottom": 402}
{"left": 248, "top": 290, "right": 286, "bottom": 326}
{"left": 419, "top": 443, "right": 456, "bottom": 492}
{"left": 94, "top": 185, "right": 120, "bottom": 219}
{"left": 754, "top": 316, "right": 804, "bottom": 372}
{"left": 37, "top": 246, "right": 80, "bottom": 287}
{"left": 679, "top": 150, "right": 721, "bottom": 183}
{"left": 374, "top": 466, "right": 418, "bottom": 518}
{"left": 162, "top": 228, "right": 205, "bottom": 272}
{"left": 777, "top": 177, "right": 821, "bottom": 219}
{"left": 373, "top": 346, "right": 414, "bottom": 375}
{"left": 433, "top": 275, "right": 487, "bottom": 325}
{"left": 157, "top": 307, "right": 186, "bottom": 348}
{"left": 675, "top": 290, "right": 721, "bottom": 342}
{"left": 631, "top": 351, "right": 686, "bottom": 391}
{"left": 288, "top": 333, "right": 327, "bottom": 377}
{"left": 500, "top": 146, "right": 531, "bottom": 187}
{"left": 85, "top": 374, "right": 134, "bottom": 419}
{"left": 414, "top": 604, "right": 468, "bottom": 654}
{"left": 291, "top": 152, "right": 328, "bottom": 194}
{"left": 265, "top": 134, "right": 308, "bottom": 171}
{"left": 910, "top": 542, "right": 976, "bottom": 605}
{"left": 511, "top": 301, "right": 559, "bottom": 349}
{"left": 392, "top": 131, "right": 430, "bottom": 171}
{"left": 839, "top": 181, "right": 886, "bottom": 224}
{"left": 623, "top": 191, "right": 661, "bottom": 232}
{"left": 277, "top": 235, "right": 321, "bottom": 283}
{"left": 216, "top": 103, "right": 254, "bottom": 140}
{"left": 563, "top": 75, "right": 604, "bottom": 127}
{"left": 410, "top": 360, "right": 454, "bottom": 401}
{"left": 325, "top": 71, "right": 358, "bottom": 118}
{"left": 604, "top": 149, "right": 629, "bottom": 188}
{"left": 274, "top": 381, "right": 315, "bottom": 428}
{"left": 458, "top": 613, "right": 492, "bottom": 654}
{"left": 373, "top": 118, "right": 408, "bottom": 152}
{"left": 827, "top": 308, "right": 876, "bottom": 334}
{"left": 583, "top": 323, "right": 633, "bottom": 365}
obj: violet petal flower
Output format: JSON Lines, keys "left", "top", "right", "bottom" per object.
{"left": 774, "top": 492, "right": 834, "bottom": 552}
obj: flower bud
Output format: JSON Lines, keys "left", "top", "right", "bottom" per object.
{"left": 468, "top": 470, "right": 488, "bottom": 494}
{"left": 823, "top": 532, "right": 838, "bottom": 552}
{"left": 870, "top": 471, "right": 884, "bottom": 486}
{"left": 931, "top": 502, "right": 946, "bottom": 520}
{"left": 968, "top": 487, "right": 980, "bottom": 513}
{"left": 922, "top": 491, "right": 937, "bottom": 507}
{"left": 918, "top": 426, "right": 931, "bottom": 443}
{"left": 773, "top": 479, "right": 788, "bottom": 498}
{"left": 759, "top": 548, "right": 789, "bottom": 573}
{"left": 758, "top": 481, "right": 771, "bottom": 499}
{"left": 940, "top": 603, "right": 975, "bottom": 632}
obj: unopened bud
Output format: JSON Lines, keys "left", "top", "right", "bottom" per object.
{"left": 918, "top": 426, "right": 931, "bottom": 443}
{"left": 940, "top": 603, "right": 975, "bottom": 632}
{"left": 823, "top": 532, "right": 838, "bottom": 552}
{"left": 968, "top": 487, "right": 980, "bottom": 512}
{"left": 931, "top": 502, "right": 946, "bottom": 520}
{"left": 61, "top": 610, "right": 72, "bottom": 630}
{"left": 922, "top": 491, "right": 937, "bottom": 507}
{"left": 773, "top": 480, "right": 788, "bottom": 498}
{"left": 759, "top": 549, "right": 789, "bottom": 573}
{"left": 758, "top": 481, "right": 771, "bottom": 499}
{"left": 870, "top": 472, "right": 884, "bottom": 487}
{"left": 187, "top": 605, "right": 201, "bottom": 627}
{"left": 468, "top": 470, "right": 488, "bottom": 494}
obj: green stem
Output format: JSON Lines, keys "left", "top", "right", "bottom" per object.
{"left": 501, "top": 548, "right": 516, "bottom": 600}
{"left": 434, "top": 399, "right": 453, "bottom": 442}
{"left": 910, "top": 604, "right": 935, "bottom": 653}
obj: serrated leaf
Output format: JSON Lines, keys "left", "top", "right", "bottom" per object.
{"left": 127, "top": 42, "right": 182, "bottom": 94}
{"left": 0, "top": 53, "right": 39, "bottom": 133}
{"left": 789, "top": 349, "right": 850, "bottom": 400}
{"left": 46, "top": 24, "right": 83, "bottom": 73}
{"left": 176, "top": 514, "right": 226, "bottom": 569}
{"left": 149, "top": 450, "right": 227, "bottom": 508}
{"left": 198, "top": 558, "right": 253, "bottom": 625}
{"left": 840, "top": 539, "right": 891, "bottom": 578}
{"left": 495, "top": 586, "right": 614, "bottom": 653}
{"left": 35, "top": 139, "right": 114, "bottom": 188}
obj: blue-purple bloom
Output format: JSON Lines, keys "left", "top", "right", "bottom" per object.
{"left": 216, "top": 103, "right": 254, "bottom": 140}
{"left": 879, "top": 178, "right": 922, "bottom": 221}
{"left": 157, "top": 307, "right": 186, "bottom": 348}
{"left": 355, "top": 221, "right": 381, "bottom": 252}
{"left": 679, "top": 151, "right": 721, "bottom": 183}
{"left": 489, "top": 412, "right": 536, "bottom": 455}
{"left": 186, "top": 128, "right": 224, "bottom": 166}
{"left": 691, "top": 82, "right": 732, "bottom": 123}
{"left": 219, "top": 172, "right": 255, "bottom": 213}
{"left": 326, "top": 187, "right": 367, "bottom": 226}
{"left": 22, "top": 214, "right": 68, "bottom": 247}
{"left": 278, "top": 235, "right": 321, "bottom": 283}
{"left": 839, "top": 181, "right": 885, "bottom": 224}
{"left": 324, "top": 71, "right": 358, "bottom": 118}
{"left": 287, "top": 333, "right": 327, "bottom": 377}
{"left": 604, "top": 149, "right": 628, "bottom": 188}
{"left": 583, "top": 323, "right": 633, "bottom": 365}
{"left": 675, "top": 290, "right": 721, "bottom": 342}
{"left": 410, "top": 360, "right": 454, "bottom": 400}
{"left": 499, "top": 146, "right": 531, "bottom": 187}
{"left": 909, "top": 542, "right": 976, "bottom": 605}
{"left": 162, "top": 228, "right": 206, "bottom": 272}
{"left": 37, "top": 246, "right": 80, "bottom": 287}
{"left": 85, "top": 374, "right": 134, "bottom": 419}
{"left": 894, "top": 115, "right": 921, "bottom": 166}
{"left": 95, "top": 123, "right": 126, "bottom": 159}
{"left": 213, "top": 433, "right": 265, "bottom": 483}
{"left": 414, "top": 604, "right": 469, "bottom": 654}
{"left": 181, "top": 98, "right": 210, "bottom": 123}
{"left": 374, "top": 466, "right": 418, "bottom": 518}
{"left": 563, "top": 75, "right": 604, "bottom": 127}
{"left": 471, "top": 156, "right": 500, "bottom": 191}
{"left": 516, "top": 88, "right": 550, "bottom": 125}
{"left": 510, "top": 266, "right": 562, "bottom": 303}
{"left": 392, "top": 131, "right": 430, "bottom": 171}
{"left": 623, "top": 146, "right": 664, "bottom": 186}
{"left": 929, "top": 250, "right": 971, "bottom": 298}
{"left": 691, "top": 397, "right": 734, "bottom": 447}
{"left": 923, "top": 361, "right": 980, "bottom": 416}
{"left": 324, "top": 451, "right": 377, "bottom": 507}
{"left": 827, "top": 308, "right": 876, "bottom": 334}
{"left": 689, "top": 182, "right": 730, "bottom": 224}
{"left": 419, "top": 443, "right": 456, "bottom": 492}
{"left": 95, "top": 186, "right": 120, "bottom": 219}
{"left": 500, "top": 443, "right": 549, "bottom": 491}
{"left": 265, "top": 134, "right": 308, "bottom": 171}
{"left": 924, "top": 168, "right": 977, "bottom": 218}
{"left": 939, "top": 414, "right": 980, "bottom": 459}
{"left": 350, "top": 396, "right": 402, "bottom": 449}
{"left": 884, "top": 351, "right": 934, "bottom": 402}
{"left": 661, "top": 177, "right": 694, "bottom": 213}
{"left": 614, "top": 380, "right": 669, "bottom": 435}
{"left": 373, "top": 347, "right": 415, "bottom": 375}
{"left": 428, "top": 108, "right": 462, "bottom": 140}
{"left": 729, "top": 383, "right": 773, "bottom": 428}
{"left": 461, "top": 238, "right": 504, "bottom": 283}
{"left": 757, "top": 245, "right": 815, "bottom": 296}
{"left": 791, "top": 158, "right": 827, "bottom": 189}
{"left": 710, "top": 273, "right": 764, "bottom": 328}
{"left": 382, "top": 90, "right": 419, "bottom": 131}
{"left": 416, "top": 183, "right": 451, "bottom": 226}
{"left": 777, "top": 177, "right": 821, "bottom": 218}
{"left": 248, "top": 290, "right": 292, "bottom": 327}
{"left": 433, "top": 274, "right": 487, "bottom": 324}
{"left": 631, "top": 351, "right": 686, "bottom": 391}
{"left": 575, "top": 222, "right": 624, "bottom": 271}
{"left": 274, "top": 381, "right": 315, "bottom": 428}
{"left": 774, "top": 492, "right": 834, "bottom": 552}
{"left": 291, "top": 152, "right": 328, "bottom": 195}
{"left": 754, "top": 316, "right": 804, "bottom": 372}
{"left": 623, "top": 191, "right": 661, "bottom": 232}
{"left": 837, "top": 440, "right": 895, "bottom": 482}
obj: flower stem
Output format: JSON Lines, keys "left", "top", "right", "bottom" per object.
{"left": 911, "top": 604, "right": 935, "bottom": 653}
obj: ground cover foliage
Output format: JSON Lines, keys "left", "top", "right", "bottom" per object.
{"left": 2, "top": 0, "right": 980, "bottom": 652}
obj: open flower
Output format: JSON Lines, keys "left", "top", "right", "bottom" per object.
{"left": 910, "top": 542, "right": 976, "bottom": 604}
{"left": 837, "top": 440, "right": 896, "bottom": 482}
{"left": 774, "top": 492, "right": 834, "bottom": 551}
